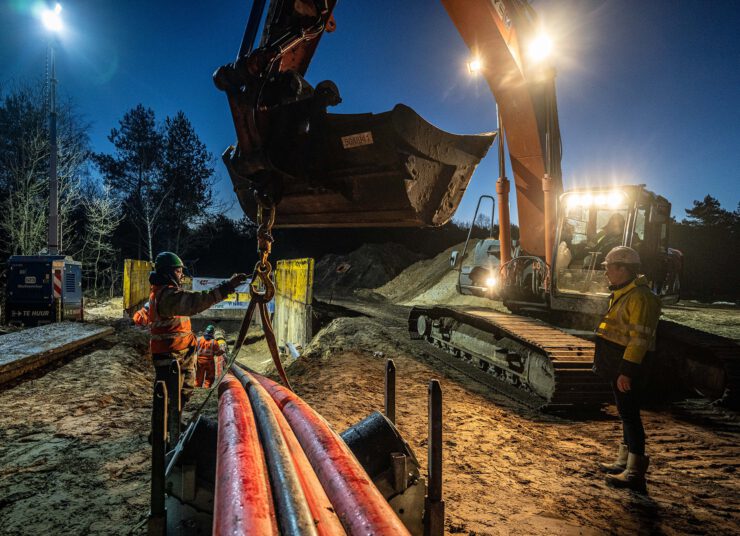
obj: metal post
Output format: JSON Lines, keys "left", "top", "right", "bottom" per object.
{"left": 148, "top": 381, "right": 167, "bottom": 535}
{"left": 384, "top": 359, "right": 396, "bottom": 424}
{"left": 165, "top": 360, "right": 181, "bottom": 449}
{"left": 424, "top": 379, "right": 444, "bottom": 536}
{"left": 47, "top": 43, "right": 59, "bottom": 255}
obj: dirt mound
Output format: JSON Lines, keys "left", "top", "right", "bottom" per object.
{"left": 84, "top": 296, "right": 124, "bottom": 323}
{"left": 375, "top": 243, "right": 463, "bottom": 303}
{"left": 314, "top": 243, "right": 423, "bottom": 297}
{"left": 372, "top": 239, "right": 506, "bottom": 310}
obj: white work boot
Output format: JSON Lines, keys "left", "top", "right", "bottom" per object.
{"left": 597, "top": 444, "right": 628, "bottom": 474}
{"left": 605, "top": 453, "right": 649, "bottom": 493}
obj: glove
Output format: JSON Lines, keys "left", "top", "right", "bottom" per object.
{"left": 224, "top": 273, "right": 248, "bottom": 293}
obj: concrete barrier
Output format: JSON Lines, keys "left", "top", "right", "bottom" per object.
{"left": 274, "top": 258, "right": 314, "bottom": 356}
{"left": 123, "top": 259, "right": 154, "bottom": 316}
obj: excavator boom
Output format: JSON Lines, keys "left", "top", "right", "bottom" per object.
{"left": 443, "top": 0, "right": 562, "bottom": 256}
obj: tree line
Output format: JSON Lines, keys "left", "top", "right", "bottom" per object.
{"left": 0, "top": 80, "right": 226, "bottom": 298}
{"left": 0, "top": 79, "right": 737, "bottom": 302}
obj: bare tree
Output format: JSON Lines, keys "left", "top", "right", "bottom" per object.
{"left": 0, "top": 82, "right": 89, "bottom": 257}
{"left": 81, "top": 182, "right": 122, "bottom": 294}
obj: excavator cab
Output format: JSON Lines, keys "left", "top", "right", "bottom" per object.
{"left": 215, "top": 1, "right": 495, "bottom": 228}
{"left": 551, "top": 185, "right": 681, "bottom": 315}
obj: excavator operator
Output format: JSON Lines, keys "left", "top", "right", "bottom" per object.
{"left": 148, "top": 251, "right": 246, "bottom": 403}
{"left": 584, "top": 213, "right": 626, "bottom": 268}
{"left": 592, "top": 246, "right": 661, "bottom": 493}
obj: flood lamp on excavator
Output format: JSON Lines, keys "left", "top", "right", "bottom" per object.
{"left": 215, "top": 0, "right": 495, "bottom": 228}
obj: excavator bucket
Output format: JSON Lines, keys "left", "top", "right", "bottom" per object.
{"left": 223, "top": 103, "right": 495, "bottom": 228}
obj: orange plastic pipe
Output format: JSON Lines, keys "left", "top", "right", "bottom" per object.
{"left": 214, "top": 375, "right": 278, "bottom": 536}
{"left": 236, "top": 368, "right": 347, "bottom": 536}
{"left": 254, "top": 372, "right": 411, "bottom": 536}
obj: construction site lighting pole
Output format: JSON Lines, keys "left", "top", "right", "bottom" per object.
{"left": 42, "top": 3, "right": 63, "bottom": 255}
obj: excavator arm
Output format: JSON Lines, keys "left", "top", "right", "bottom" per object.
{"left": 443, "top": 0, "right": 562, "bottom": 257}
{"left": 214, "top": 0, "right": 495, "bottom": 228}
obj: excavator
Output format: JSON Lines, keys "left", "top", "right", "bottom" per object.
{"left": 215, "top": 0, "right": 739, "bottom": 409}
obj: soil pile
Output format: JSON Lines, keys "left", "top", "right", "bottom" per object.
{"left": 372, "top": 240, "right": 504, "bottom": 310}
{"left": 84, "top": 296, "right": 125, "bottom": 323}
{"left": 314, "top": 243, "right": 423, "bottom": 297}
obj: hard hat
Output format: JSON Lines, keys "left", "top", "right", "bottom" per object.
{"left": 205, "top": 324, "right": 215, "bottom": 335}
{"left": 155, "top": 251, "right": 184, "bottom": 272}
{"left": 602, "top": 246, "right": 640, "bottom": 266}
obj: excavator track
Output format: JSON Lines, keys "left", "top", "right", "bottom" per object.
{"left": 409, "top": 306, "right": 611, "bottom": 410}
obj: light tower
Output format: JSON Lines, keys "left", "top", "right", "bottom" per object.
{"left": 42, "top": 2, "right": 63, "bottom": 254}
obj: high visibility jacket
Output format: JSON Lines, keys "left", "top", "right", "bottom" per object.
{"left": 595, "top": 276, "right": 661, "bottom": 367}
{"left": 197, "top": 336, "right": 223, "bottom": 358}
{"left": 149, "top": 284, "right": 196, "bottom": 354}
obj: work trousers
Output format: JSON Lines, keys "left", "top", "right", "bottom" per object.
{"left": 612, "top": 379, "right": 645, "bottom": 455}
{"left": 195, "top": 356, "right": 216, "bottom": 389}
{"left": 152, "top": 346, "right": 197, "bottom": 404}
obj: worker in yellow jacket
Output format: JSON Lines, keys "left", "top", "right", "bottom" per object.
{"left": 593, "top": 246, "right": 661, "bottom": 493}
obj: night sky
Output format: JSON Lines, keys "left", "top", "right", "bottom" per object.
{"left": 1, "top": 0, "right": 738, "bottom": 225}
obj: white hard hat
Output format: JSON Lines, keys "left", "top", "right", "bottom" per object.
{"left": 602, "top": 246, "right": 641, "bottom": 266}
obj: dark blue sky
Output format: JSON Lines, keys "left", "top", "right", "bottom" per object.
{"left": 1, "top": 0, "right": 738, "bottom": 224}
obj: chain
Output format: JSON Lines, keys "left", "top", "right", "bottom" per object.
{"left": 248, "top": 194, "right": 291, "bottom": 389}
{"left": 252, "top": 196, "right": 276, "bottom": 302}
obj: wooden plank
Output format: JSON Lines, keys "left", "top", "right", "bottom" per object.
{"left": 0, "top": 322, "right": 114, "bottom": 386}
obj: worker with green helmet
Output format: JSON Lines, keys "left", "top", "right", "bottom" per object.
{"left": 593, "top": 246, "right": 661, "bottom": 493}
{"left": 148, "top": 251, "right": 246, "bottom": 402}
{"left": 195, "top": 324, "right": 225, "bottom": 389}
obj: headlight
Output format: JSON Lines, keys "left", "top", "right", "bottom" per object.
{"left": 485, "top": 276, "right": 498, "bottom": 287}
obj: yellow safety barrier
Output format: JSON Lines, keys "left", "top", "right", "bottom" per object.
{"left": 123, "top": 259, "right": 154, "bottom": 314}
{"left": 274, "top": 258, "right": 314, "bottom": 356}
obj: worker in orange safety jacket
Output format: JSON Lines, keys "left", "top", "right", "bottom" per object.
{"left": 593, "top": 246, "right": 661, "bottom": 493}
{"left": 195, "top": 324, "right": 225, "bottom": 388}
{"left": 132, "top": 302, "right": 150, "bottom": 326}
{"left": 148, "top": 251, "right": 246, "bottom": 403}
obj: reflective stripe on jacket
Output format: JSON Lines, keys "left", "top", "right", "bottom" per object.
{"left": 595, "top": 275, "right": 661, "bottom": 365}
{"left": 149, "top": 284, "right": 196, "bottom": 353}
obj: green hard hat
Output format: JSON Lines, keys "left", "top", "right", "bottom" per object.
{"left": 205, "top": 324, "right": 215, "bottom": 335}
{"left": 155, "top": 251, "right": 184, "bottom": 272}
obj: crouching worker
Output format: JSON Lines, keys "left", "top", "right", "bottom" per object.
{"left": 593, "top": 246, "right": 661, "bottom": 493}
{"left": 149, "top": 251, "right": 246, "bottom": 404}
{"left": 195, "top": 324, "right": 224, "bottom": 389}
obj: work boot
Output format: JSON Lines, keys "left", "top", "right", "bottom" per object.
{"left": 605, "top": 453, "right": 649, "bottom": 493}
{"left": 597, "top": 444, "right": 628, "bottom": 474}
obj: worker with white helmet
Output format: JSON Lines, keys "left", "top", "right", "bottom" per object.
{"left": 593, "top": 246, "right": 661, "bottom": 493}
